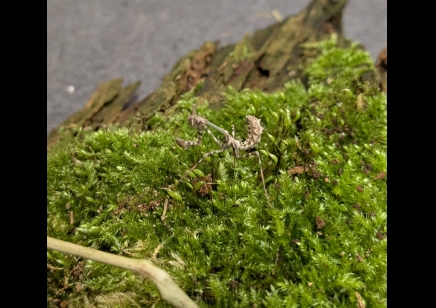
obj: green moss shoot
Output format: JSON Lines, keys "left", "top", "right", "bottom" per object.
{"left": 48, "top": 36, "right": 386, "bottom": 307}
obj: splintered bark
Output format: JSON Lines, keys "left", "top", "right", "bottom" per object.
{"left": 48, "top": 0, "right": 383, "bottom": 148}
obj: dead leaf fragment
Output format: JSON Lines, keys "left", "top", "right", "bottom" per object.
{"left": 288, "top": 166, "right": 309, "bottom": 175}
{"left": 316, "top": 216, "right": 325, "bottom": 229}
{"left": 60, "top": 300, "right": 69, "bottom": 308}
{"left": 75, "top": 282, "right": 83, "bottom": 293}
{"left": 374, "top": 171, "right": 386, "bottom": 180}
{"left": 194, "top": 174, "right": 213, "bottom": 197}
{"left": 356, "top": 93, "right": 366, "bottom": 111}
{"left": 355, "top": 292, "right": 365, "bottom": 308}
{"left": 69, "top": 211, "right": 74, "bottom": 225}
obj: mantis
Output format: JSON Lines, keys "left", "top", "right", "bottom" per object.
{"left": 174, "top": 107, "right": 270, "bottom": 205}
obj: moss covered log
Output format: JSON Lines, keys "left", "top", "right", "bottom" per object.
{"left": 47, "top": 0, "right": 383, "bottom": 149}
{"left": 48, "top": 32, "right": 386, "bottom": 306}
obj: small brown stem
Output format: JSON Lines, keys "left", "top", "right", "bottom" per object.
{"left": 161, "top": 198, "right": 169, "bottom": 221}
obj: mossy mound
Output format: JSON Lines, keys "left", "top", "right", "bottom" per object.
{"left": 47, "top": 36, "right": 386, "bottom": 307}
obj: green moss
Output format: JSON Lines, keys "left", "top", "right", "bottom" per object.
{"left": 48, "top": 35, "right": 386, "bottom": 307}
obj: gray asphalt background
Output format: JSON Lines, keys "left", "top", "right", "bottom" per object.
{"left": 47, "top": 0, "right": 386, "bottom": 136}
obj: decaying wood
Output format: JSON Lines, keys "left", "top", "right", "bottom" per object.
{"left": 47, "top": 79, "right": 140, "bottom": 148}
{"left": 47, "top": 0, "right": 384, "bottom": 148}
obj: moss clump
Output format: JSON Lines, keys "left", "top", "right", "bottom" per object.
{"left": 47, "top": 36, "right": 386, "bottom": 307}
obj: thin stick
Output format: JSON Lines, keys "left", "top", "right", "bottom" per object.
{"left": 47, "top": 236, "right": 198, "bottom": 308}
{"left": 161, "top": 198, "right": 169, "bottom": 221}
{"left": 243, "top": 151, "right": 270, "bottom": 204}
{"left": 174, "top": 148, "right": 226, "bottom": 185}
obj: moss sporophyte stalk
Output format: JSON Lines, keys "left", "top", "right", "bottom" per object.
{"left": 47, "top": 36, "right": 386, "bottom": 307}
